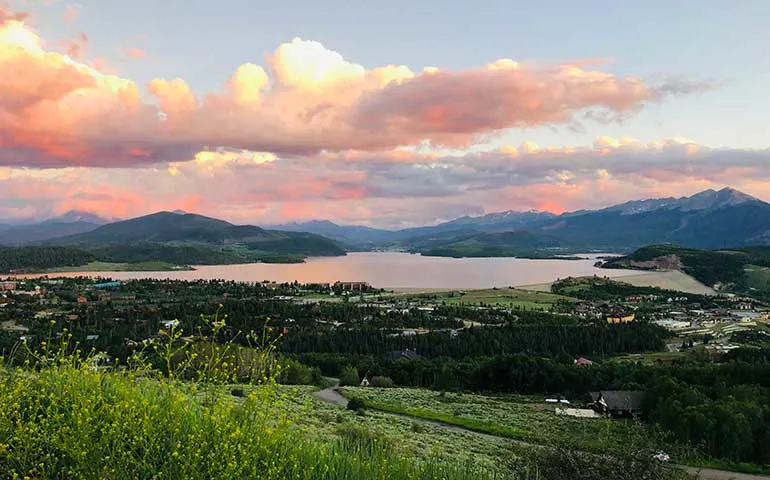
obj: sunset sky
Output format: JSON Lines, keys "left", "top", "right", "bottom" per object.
{"left": 1, "top": 0, "right": 769, "bottom": 227}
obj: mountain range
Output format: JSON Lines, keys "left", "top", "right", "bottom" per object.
{"left": 2, "top": 188, "right": 770, "bottom": 259}
{"left": 270, "top": 187, "right": 770, "bottom": 254}
{"left": 0, "top": 210, "right": 110, "bottom": 245}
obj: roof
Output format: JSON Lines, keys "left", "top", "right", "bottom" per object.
{"left": 590, "top": 391, "right": 646, "bottom": 411}
{"left": 387, "top": 349, "right": 421, "bottom": 361}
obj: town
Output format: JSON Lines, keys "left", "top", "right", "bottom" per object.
{"left": 3, "top": 273, "right": 770, "bottom": 479}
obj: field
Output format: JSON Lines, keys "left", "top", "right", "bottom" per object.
{"left": 277, "top": 386, "right": 517, "bottom": 475}
{"left": 337, "top": 387, "right": 663, "bottom": 458}
{"left": 399, "top": 287, "right": 578, "bottom": 309}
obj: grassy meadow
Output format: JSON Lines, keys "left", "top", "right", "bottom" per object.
{"left": 401, "top": 287, "right": 578, "bottom": 310}
{"left": 339, "top": 387, "right": 667, "bottom": 458}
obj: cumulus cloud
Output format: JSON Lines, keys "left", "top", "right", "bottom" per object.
{"left": 0, "top": 11, "right": 713, "bottom": 168}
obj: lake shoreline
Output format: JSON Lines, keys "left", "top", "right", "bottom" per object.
{"left": 5, "top": 252, "right": 661, "bottom": 290}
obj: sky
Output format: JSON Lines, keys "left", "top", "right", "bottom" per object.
{"left": 1, "top": 0, "right": 769, "bottom": 227}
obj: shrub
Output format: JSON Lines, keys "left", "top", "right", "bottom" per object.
{"left": 278, "top": 360, "right": 312, "bottom": 384}
{"left": 370, "top": 375, "right": 395, "bottom": 388}
{"left": 339, "top": 366, "right": 360, "bottom": 386}
{"left": 347, "top": 396, "right": 367, "bottom": 412}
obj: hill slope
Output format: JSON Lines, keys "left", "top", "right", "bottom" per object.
{"left": 415, "top": 231, "right": 574, "bottom": 258}
{"left": 47, "top": 212, "right": 345, "bottom": 264}
{"left": 601, "top": 244, "right": 770, "bottom": 295}
{"left": 0, "top": 221, "right": 102, "bottom": 245}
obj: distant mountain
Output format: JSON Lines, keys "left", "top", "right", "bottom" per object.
{"left": 530, "top": 187, "right": 770, "bottom": 250}
{"left": 53, "top": 211, "right": 345, "bottom": 259}
{"left": 268, "top": 220, "right": 396, "bottom": 250}
{"left": 594, "top": 187, "right": 758, "bottom": 215}
{"left": 274, "top": 188, "right": 770, "bottom": 256}
{"left": 438, "top": 210, "right": 558, "bottom": 230}
{"left": 0, "top": 210, "right": 112, "bottom": 245}
{"left": 0, "top": 222, "right": 101, "bottom": 245}
{"left": 46, "top": 210, "right": 111, "bottom": 225}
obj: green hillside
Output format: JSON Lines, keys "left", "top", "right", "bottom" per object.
{"left": 413, "top": 231, "right": 577, "bottom": 258}
{"left": 0, "top": 245, "right": 96, "bottom": 273}
{"left": 36, "top": 212, "right": 346, "bottom": 267}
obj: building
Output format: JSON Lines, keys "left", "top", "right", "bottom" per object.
{"left": 574, "top": 357, "right": 594, "bottom": 366}
{"left": 387, "top": 349, "right": 421, "bottom": 361}
{"left": 590, "top": 391, "right": 646, "bottom": 417}
{"left": 1, "top": 281, "right": 17, "bottom": 292}
{"left": 92, "top": 281, "right": 122, "bottom": 289}
{"left": 606, "top": 312, "right": 635, "bottom": 324}
{"left": 334, "top": 281, "right": 371, "bottom": 292}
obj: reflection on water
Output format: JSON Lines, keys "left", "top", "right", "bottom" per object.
{"left": 13, "top": 252, "right": 645, "bottom": 289}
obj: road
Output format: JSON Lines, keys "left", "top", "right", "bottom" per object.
{"left": 680, "top": 467, "right": 770, "bottom": 480}
{"left": 313, "top": 380, "right": 770, "bottom": 480}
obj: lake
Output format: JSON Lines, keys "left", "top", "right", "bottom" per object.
{"left": 15, "top": 252, "right": 648, "bottom": 289}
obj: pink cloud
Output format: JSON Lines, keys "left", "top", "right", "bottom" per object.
{"left": 124, "top": 47, "right": 145, "bottom": 59}
{"left": 2, "top": 138, "right": 769, "bottom": 227}
{"left": 0, "top": 12, "right": 712, "bottom": 168}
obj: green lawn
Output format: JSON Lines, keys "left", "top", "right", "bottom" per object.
{"left": 404, "top": 287, "right": 577, "bottom": 309}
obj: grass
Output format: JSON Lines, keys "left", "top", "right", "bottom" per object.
{"left": 44, "top": 261, "right": 189, "bottom": 272}
{"left": 339, "top": 387, "right": 664, "bottom": 458}
{"left": 404, "top": 287, "right": 577, "bottom": 309}
{"left": 347, "top": 397, "right": 533, "bottom": 440}
{"left": 745, "top": 264, "right": 770, "bottom": 295}
{"left": 277, "top": 386, "right": 521, "bottom": 476}
{"left": 0, "top": 365, "right": 512, "bottom": 480}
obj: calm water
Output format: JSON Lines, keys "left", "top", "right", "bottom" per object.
{"left": 16, "top": 252, "right": 646, "bottom": 289}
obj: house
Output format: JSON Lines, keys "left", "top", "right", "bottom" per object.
{"left": 590, "top": 391, "right": 646, "bottom": 417}
{"left": 1, "top": 281, "right": 17, "bottom": 292}
{"left": 606, "top": 312, "right": 635, "bottom": 324}
{"left": 77, "top": 296, "right": 88, "bottom": 304}
{"left": 387, "top": 349, "right": 421, "bottom": 361}
{"left": 334, "top": 281, "right": 370, "bottom": 292}
{"left": 574, "top": 357, "right": 594, "bottom": 366}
